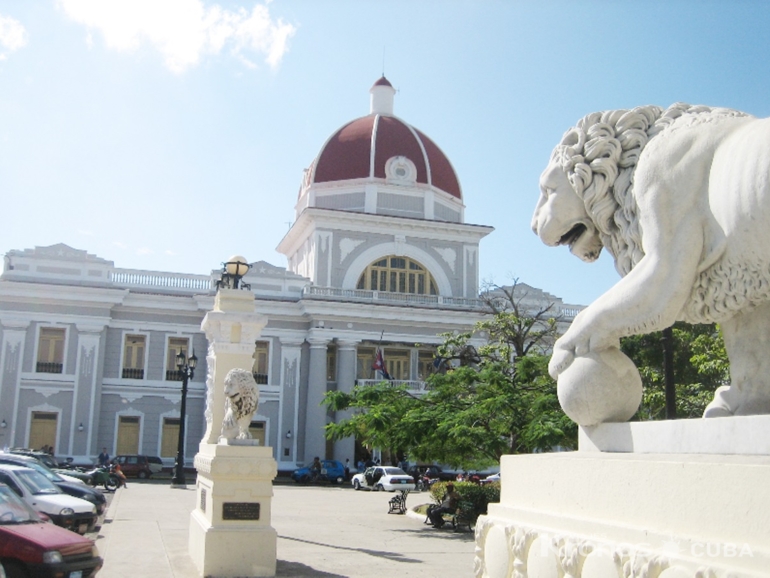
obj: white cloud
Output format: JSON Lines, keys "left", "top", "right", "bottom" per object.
{"left": 136, "top": 247, "right": 153, "bottom": 255}
{"left": 57, "top": 0, "right": 295, "bottom": 73}
{"left": 113, "top": 241, "right": 128, "bottom": 249}
{"left": 0, "top": 13, "right": 28, "bottom": 60}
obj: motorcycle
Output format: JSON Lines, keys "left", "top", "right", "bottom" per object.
{"left": 83, "top": 465, "right": 120, "bottom": 492}
{"left": 415, "top": 474, "right": 435, "bottom": 492}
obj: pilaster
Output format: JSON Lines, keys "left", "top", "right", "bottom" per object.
{"left": 279, "top": 338, "right": 303, "bottom": 466}
{"left": 304, "top": 337, "right": 329, "bottom": 462}
{"left": 71, "top": 322, "right": 106, "bottom": 456}
{"left": 333, "top": 339, "right": 357, "bottom": 463}
{"left": 0, "top": 318, "right": 30, "bottom": 448}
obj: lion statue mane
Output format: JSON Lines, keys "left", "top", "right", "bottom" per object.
{"left": 220, "top": 368, "right": 259, "bottom": 440}
{"left": 532, "top": 103, "right": 770, "bottom": 420}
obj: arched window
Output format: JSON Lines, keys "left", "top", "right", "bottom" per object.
{"left": 356, "top": 256, "right": 437, "bottom": 295}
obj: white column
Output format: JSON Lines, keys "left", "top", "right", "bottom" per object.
{"left": 190, "top": 288, "right": 276, "bottom": 578}
{"left": 199, "top": 290, "right": 267, "bottom": 446}
{"left": 333, "top": 340, "right": 357, "bottom": 463}
{"left": 304, "top": 338, "right": 328, "bottom": 461}
{"left": 0, "top": 319, "right": 29, "bottom": 449}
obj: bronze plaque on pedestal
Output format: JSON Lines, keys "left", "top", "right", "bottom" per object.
{"left": 222, "top": 502, "right": 260, "bottom": 521}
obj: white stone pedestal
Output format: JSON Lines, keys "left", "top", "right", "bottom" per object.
{"left": 189, "top": 440, "right": 278, "bottom": 577}
{"left": 475, "top": 417, "right": 770, "bottom": 578}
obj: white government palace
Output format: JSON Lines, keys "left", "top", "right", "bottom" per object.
{"left": 0, "top": 78, "right": 582, "bottom": 472}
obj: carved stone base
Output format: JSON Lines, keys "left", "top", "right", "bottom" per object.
{"left": 189, "top": 442, "right": 278, "bottom": 577}
{"left": 474, "top": 450, "right": 770, "bottom": 578}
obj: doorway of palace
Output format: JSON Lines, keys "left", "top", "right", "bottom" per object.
{"left": 28, "top": 411, "right": 57, "bottom": 450}
{"left": 248, "top": 421, "right": 266, "bottom": 446}
{"left": 160, "top": 417, "right": 180, "bottom": 458}
{"left": 116, "top": 415, "right": 140, "bottom": 454}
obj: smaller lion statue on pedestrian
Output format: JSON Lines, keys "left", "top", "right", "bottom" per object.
{"left": 220, "top": 368, "right": 259, "bottom": 441}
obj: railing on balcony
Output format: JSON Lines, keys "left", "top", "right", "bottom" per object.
{"left": 122, "top": 368, "right": 144, "bottom": 379}
{"left": 302, "top": 286, "right": 487, "bottom": 309}
{"left": 252, "top": 373, "right": 268, "bottom": 385}
{"left": 36, "top": 362, "right": 63, "bottom": 374}
{"left": 166, "top": 370, "right": 184, "bottom": 382}
{"left": 109, "top": 269, "right": 214, "bottom": 292}
{"left": 356, "top": 379, "right": 429, "bottom": 393}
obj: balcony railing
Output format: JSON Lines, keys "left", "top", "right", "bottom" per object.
{"left": 253, "top": 373, "right": 268, "bottom": 385}
{"left": 166, "top": 370, "right": 184, "bottom": 382}
{"left": 302, "top": 286, "right": 487, "bottom": 309}
{"left": 36, "top": 362, "right": 63, "bottom": 374}
{"left": 109, "top": 269, "right": 214, "bottom": 292}
{"left": 122, "top": 368, "right": 144, "bottom": 379}
{"left": 356, "top": 379, "right": 429, "bottom": 393}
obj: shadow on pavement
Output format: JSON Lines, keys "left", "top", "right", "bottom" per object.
{"left": 276, "top": 560, "right": 346, "bottom": 577}
{"left": 279, "top": 535, "right": 422, "bottom": 564}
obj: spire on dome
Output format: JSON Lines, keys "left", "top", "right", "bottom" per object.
{"left": 370, "top": 76, "right": 395, "bottom": 115}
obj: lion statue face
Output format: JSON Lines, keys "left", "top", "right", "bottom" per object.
{"left": 220, "top": 368, "right": 259, "bottom": 441}
{"left": 531, "top": 160, "right": 603, "bottom": 263}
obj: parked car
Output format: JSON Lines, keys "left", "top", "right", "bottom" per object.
{"left": 291, "top": 460, "right": 346, "bottom": 484}
{"left": 481, "top": 472, "right": 500, "bottom": 484}
{"left": 406, "top": 464, "right": 455, "bottom": 482}
{"left": 113, "top": 455, "right": 163, "bottom": 479}
{"left": 9, "top": 449, "right": 63, "bottom": 469}
{"left": 0, "top": 482, "right": 103, "bottom": 578}
{"left": 0, "top": 465, "right": 97, "bottom": 534}
{"left": 0, "top": 453, "right": 107, "bottom": 515}
{"left": 351, "top": 466, "right": 416, "bottom": 492}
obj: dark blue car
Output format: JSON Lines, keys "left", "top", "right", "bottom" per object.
{"left": 291, "top": 459, "right": 346, "bottom": 484}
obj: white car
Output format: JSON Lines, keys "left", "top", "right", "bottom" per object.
{"left": 352, "top": 466, "right": 416, "bottom": 492}
{"left": 0, "top": 464, "right": 97, "bottom": 534}
{"left": 481, "top": 472, "right": 500, "bottom": 484}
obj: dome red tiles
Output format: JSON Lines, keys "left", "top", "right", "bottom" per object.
{"left": 308, "top": 111, "right": 462, "bottom": 199}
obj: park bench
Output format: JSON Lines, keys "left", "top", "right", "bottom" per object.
{"left": 423, "top": 501, "right": 475, "bottom": 532}
{"left": 388, "top": 490, "right": 409, "bottom": 514}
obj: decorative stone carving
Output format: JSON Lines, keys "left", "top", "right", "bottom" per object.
{"left": 219, "top": 368, "right": 259, "bottom": 441}
{"left": 474, "top": 517, "right": 750, "bottom": 578}
{"left": 434, "top": 247, "right": 457, "bottom": 273}
{"left": 339, "top": 238, "right": 364, "bottom": 263}
{"left": 532, "top": 103, "right": 770, "bottom": 422}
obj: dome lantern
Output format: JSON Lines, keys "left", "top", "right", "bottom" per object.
{"left": 370, "top": 76, "right": 395, "bottom": 116}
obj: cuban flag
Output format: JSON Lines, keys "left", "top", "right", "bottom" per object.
{"left": 372, "top": 348, "right": 392, "bottom": 380}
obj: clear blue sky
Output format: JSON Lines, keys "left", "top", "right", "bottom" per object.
{"left": 2, "top": 0, "right": 769, "bottom": 306}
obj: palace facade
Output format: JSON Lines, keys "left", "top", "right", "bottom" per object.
{"left": 0, "top": 78, "right": 582, "bottom": 471}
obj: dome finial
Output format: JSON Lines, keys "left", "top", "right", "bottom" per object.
{"left": 370, "top": 76, "right": 395, "bottom": 115}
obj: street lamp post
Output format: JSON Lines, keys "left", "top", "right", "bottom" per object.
{"left": 171, "top": 350, "right": 198, "bottom": 487}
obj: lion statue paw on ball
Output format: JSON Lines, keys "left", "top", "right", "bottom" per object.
{"left": 532, "top": 103, "right": 770, "bottom": 424}
{"left": 220, "top": 368, "right": 259, "bottom": 440}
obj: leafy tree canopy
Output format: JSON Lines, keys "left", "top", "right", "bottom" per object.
{"left": 323, "top": 283, "right": 577, "bottom": 471}
{"left": 621, "top": 322, "right": 729, "bottom": 419}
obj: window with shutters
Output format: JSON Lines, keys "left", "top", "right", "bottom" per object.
{"left": 122, "top": 334, "right": 146, "bottom": 379}
{"left": 36, "top": 327, "right": 65, "bottom": 374}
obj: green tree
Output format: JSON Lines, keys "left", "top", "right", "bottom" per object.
{"left": 323, "top": 282, "right": 577, "bottom": 470}
{"left": 620, "top": 322, "right": 729, "bottom": 419}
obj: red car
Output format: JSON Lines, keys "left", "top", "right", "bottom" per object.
{"left": 0, "top": 483, "right": 102, "bottom": 578}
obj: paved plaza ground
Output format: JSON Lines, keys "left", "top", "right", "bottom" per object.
{"left": 94, "top": 481, "right": 477, "bottom": 577}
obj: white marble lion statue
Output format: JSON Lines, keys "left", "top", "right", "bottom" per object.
{"left": 220, "top": 368, "right": 259, "bottom": 440}
{"left": 532, "top": 103, "right": 770, "bottom": 420}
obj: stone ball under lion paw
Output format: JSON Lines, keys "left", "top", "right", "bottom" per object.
{"left": 557, "top": 347, "right": 642, "bottom": 426}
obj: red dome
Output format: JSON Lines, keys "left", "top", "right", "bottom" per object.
{"left": 310, "top": 114, "right": 462, "bottom": 199}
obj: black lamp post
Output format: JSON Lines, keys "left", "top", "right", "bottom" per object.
{"left": 171, "top": 350, "right": 197, "bottom": 486}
